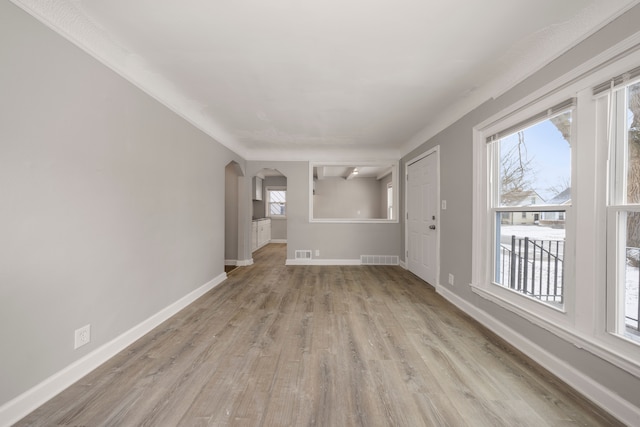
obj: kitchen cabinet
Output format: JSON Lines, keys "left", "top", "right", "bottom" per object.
{"left": 252, "top": 176, "right": 263, "bottom": 201}
{"left": 251, "top": 221, "right": 258, "bottom": 251}
{"left": 252, "top": 218, "right": 271, "bottom": 252}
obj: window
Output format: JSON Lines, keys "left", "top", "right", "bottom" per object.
{"left": 472, "top": 47, "right": 640, "bottom": 380}
{"left": 266, "top": 187, "right": 286, "bottom": 217}
{"left": 310, "top": 162, "right": 398, "bottom": 223}
{"left": 387, "top": 183, "right": 393, "bottom": 219}
{"left": 607, "top": 79, "right": 640, "bottom": 342}
{"left": 486, "top": 100, "right": 574, "bottom": 307}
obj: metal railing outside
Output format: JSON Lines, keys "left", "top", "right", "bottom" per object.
{"left": 499, "top": 236, "right": 564, "bottom": 304}
{"left": 625, "top": 247, "right": 640, "bottom": 334}
{"left": 498, "top": 240, "right": 640, "bottom": 332}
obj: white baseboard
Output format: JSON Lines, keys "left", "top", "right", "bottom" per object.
{"left": 399, "top": 260, "right": 407, "bottom": 269}
{"left": 285, "top": 258, "right": 361, "bottom": 266}
{"left": 270, "top": 239, "right": 287, "bottom": 243}
{"left": 436, "top": 284, "right": 640, "bottom": 427}
{"left": 225, "top": 259, "right": 237, "bottom": 266}
{"left": 236, "top": 258, "right": 253, "bottom": 267}
{"left": 0, "top": 273, "right": 227, "bottom": 427}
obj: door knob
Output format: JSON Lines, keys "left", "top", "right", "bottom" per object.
{"left": 429, "top": 225, "right": 436, "bottom": 230}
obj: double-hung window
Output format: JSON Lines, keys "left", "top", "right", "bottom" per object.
{"left": 486, "top": 99, "right": 574, "bottom": 308}
{"left": 266, "top": 187, "right": 286, "bottom": 218}
{"left": 473, "top": 48, "right": 640, "bottom": 381}
{"left": 605, "top": 76, "right": 640, "bottom": 343}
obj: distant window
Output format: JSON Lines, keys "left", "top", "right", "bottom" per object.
{"left": 266, "top": 188, "right": 286, "bottom": 217}
{"left": 387, "top": 183, "right": 393, "bottom": 219}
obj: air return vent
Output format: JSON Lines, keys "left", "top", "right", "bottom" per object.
{"left": 295, "top": 250, "right": 312, "bottom": 260}
{"left": 360, "top": 255, "right": 399, "bottom": 265}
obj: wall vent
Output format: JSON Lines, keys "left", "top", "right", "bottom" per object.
{"left": 295, "top": 250, "right": 312, "bottom": 260}
{"left": 360, "top": 255, "right": 399, "bottom": 265}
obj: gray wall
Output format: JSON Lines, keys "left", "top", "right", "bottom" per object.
{"left": 0, "top": 1, "right": 244, "bottom": 406}
{"left": 246, "top": 162, "right": 401, "bottom": 261}
{"left": 313, "top": 177, "right": 383, "bottom": 219}
{"left": 225, "top": 162, "right": 243, "bottom": 261}
{"left": 271, "top": 218, "right": 287, "bottom": 240}
{"left": 400, "top": 4, "right": 640, "bottom": 413}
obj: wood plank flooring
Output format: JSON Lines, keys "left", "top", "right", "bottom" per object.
{"left": 16, "top": 243, "right": 622, "bottom": 426}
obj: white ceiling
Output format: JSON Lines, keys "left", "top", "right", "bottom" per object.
{"left": 13, "top": 0, "right": 639, "bottom": 160}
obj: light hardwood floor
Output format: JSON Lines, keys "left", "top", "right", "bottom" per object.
{"left": 17, "top": 243, "right": 621, "bottom": 426}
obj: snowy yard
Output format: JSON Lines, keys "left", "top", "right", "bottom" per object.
{"left": 625, "top": 263, "right": 640, "bottom": 330}
{"left": 499, "top": 224, "right": 639, "bottom": 331}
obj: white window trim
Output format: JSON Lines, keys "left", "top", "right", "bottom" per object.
{"left": 604, "top": 77, "right": 640, "bottom": 343}
{"left": 308, "top": 161, "right": 399, "bottom": 224}
{"left": 265, "top": 186, "right": 287, "bottom": 219}
{"left": 472, "top": 38, "right": 640, "bottom": 378}
{"left": 386, "top": 182, "right": 393, "bottom": 220}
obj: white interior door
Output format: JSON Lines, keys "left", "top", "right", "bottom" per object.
{"left": 407, "top": 151, "right": 438, "bottom": 285}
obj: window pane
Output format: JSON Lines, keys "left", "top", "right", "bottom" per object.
{"left": 269, "top": 191, "right": 286, "bottom": 203}
{"left": 494, "top": 212, "right": 565, "bottom": 305}
{"left": 625, "top": 82, "right": 640, "bottom": 204}
{"left": 622, "top": 212, "right": 640, "bottom": 338}
{"left": 269, "top": 203, "right": 286, "bottom": 216}
{"left": 497, "top": 111, "right": 572, "bottom": 207}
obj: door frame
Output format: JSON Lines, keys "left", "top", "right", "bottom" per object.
{"left": 404, "top": 145, "right": 440, "bottom": 285}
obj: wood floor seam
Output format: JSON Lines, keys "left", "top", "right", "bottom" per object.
{"left": 15, "top": 243, "right": 623, "bottom": 426}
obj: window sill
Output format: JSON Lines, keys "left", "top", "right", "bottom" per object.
{"left": 309, "top": 218, "right": 398, "bottom": 224}
{"left": 470, "top": 282, "right": 640, "bottom": 379}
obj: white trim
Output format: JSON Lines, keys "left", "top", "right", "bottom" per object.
{"left": 285, "top": 258, "right": 361, "bottom": 266}
{"left": 0, "top": 273, "right": 227, "bottom": 427}
{"left": 224, "top": 259, "right": 237, "bottom": 266}
{"left": 269, "top": 239, "right": 287, "bottom": 244}
{"left": 437, "top": 285, "right": 640, "bottom": 426}
{"left": 399, "top": 260, "right": 407, "bottom": 269}
{"left": 309, "top": 161, "right": 400, "bottom": 224}
{"left": 308, "top": 218, "right": 399, "bottom": 224}
{"left": 472, "top": 40, "right": 640, "bottom": 377}
{"left": 469, "top": 284, "right": 640, "bottom": 378}
{"left": 236, "top": 258, "right": 254, "bottom": 267}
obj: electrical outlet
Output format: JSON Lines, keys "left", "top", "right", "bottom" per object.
{"left": 448, "top": 274, "right": 454, "bottom": 286}
{"left": 441, "top": 200, "right": 447, "bottom": 210}
{"left": 74, "top": 324, "right": 91, "bottom": 349}
{"left": 315, "top": 249, "right": 320, "bottom": 257}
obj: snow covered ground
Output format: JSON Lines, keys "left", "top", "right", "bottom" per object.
{"left": 499, "top": 224, "right": 639, "bottom": 331}
{"left": 498, "top": 225, "right": 565, "bottom": 304}
{"left": 625, "top": 265, "right": 640, "bottom": 329}
{"left": 500, "top": 224, "right": 565, "bottom": 241}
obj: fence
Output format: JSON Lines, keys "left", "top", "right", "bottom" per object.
{"left": 498, "top": 239, "right": 640, "bottom": 334}
{"left": 499, "top": 236, "right": 564, "bottom": 304}
{"left": 625, "top": 248, "right": 640, "bottom": 334}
